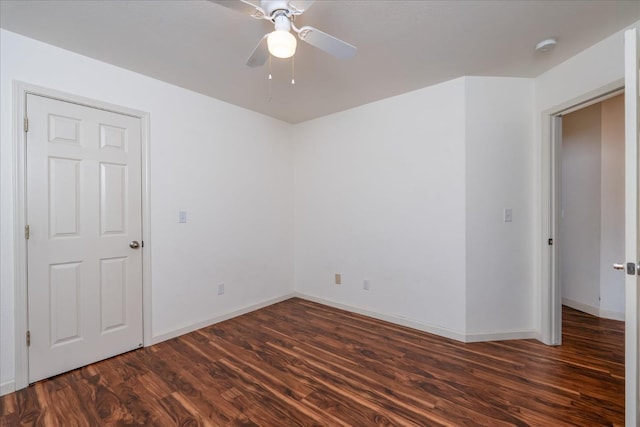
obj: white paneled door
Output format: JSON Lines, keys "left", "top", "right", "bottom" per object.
{"left": 26, "top": 94, "right": 143, "bottom": 383}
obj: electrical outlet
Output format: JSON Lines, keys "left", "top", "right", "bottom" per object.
{"left": 363, "top": 279, "right": 370, "bottom": 291}
{"left": 335, "top": 273, "right": 341, "bottom": 285}
{"left": 217, "top": 282, "right": 225, "bottom": 295}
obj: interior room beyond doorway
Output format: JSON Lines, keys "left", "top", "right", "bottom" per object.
{"left": 560, "top": 94, "right": 625, "bottom": 321}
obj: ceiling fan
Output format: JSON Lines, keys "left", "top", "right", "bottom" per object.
{"left": 210, "top": 0, "right": 357, "bottom": 67}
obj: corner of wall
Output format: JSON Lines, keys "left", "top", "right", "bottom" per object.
{"left": 464, "top": 77, "right": 536, "bottom": 337}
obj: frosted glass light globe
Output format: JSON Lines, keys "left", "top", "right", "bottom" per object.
{"left": 268, "top": 30, "right": 297, "bottom": 59}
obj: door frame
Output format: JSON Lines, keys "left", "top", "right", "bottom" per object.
{"left": 12, "top": 81, "right": 153, "bottom": 390}
{"left": 540, "top": 79, "right": 624, "bottom": 347}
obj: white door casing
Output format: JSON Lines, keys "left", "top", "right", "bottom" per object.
{"left": 624, "top": 27, "right": 640, "bottom": 427}
{"left": 26, "top": 93, "right": 143, "bottom": 383}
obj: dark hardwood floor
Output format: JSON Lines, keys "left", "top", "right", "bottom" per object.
{"left": 0, "top": 298, "right": 624, "bottom": 426}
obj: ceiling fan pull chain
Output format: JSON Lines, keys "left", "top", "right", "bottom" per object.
{"left": 268, "top": 54, "right": 273, "bottom": 102}
{"left": 291, "top": 55, "right": 295, "bottom": 85}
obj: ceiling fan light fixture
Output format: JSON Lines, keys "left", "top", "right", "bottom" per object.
{"left": 268, "top": 29, "right": 297, "bottom": 58}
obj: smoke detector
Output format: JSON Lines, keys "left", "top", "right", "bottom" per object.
{"left": 535, "top": 38, "right": 557, "bottom": 53}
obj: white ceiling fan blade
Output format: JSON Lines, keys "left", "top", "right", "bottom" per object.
{"left": 208, "top": 0, "right": 264, "bottom": 18}
{"left": 246, "top": 34, "right": 269, "bottom": 67}
{"left": 297, "top": 26, "right": 356, "bottom": 59}
{"left": 288, "top": 0, "right": 315, "bottom": 14}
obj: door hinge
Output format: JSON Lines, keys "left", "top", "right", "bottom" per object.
{"left": 548, "top": 238, "right": 553, "bottom": 245}
{"left": 24, "top": 116, "right": 29, "bottom": 133}
{"left": 26, "top": 330, "right": 31, "bottom": 347}
{"left": 25, "top": 225, "right": 30, "bottom": 240}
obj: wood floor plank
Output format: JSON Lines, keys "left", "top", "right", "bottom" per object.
{"left": 0, "top": 299, "right": 624, "bottom": 426}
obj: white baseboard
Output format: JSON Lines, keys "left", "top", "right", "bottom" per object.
{"left": 563, "top": 298, "right": 600, "bottom": 317}
{"left": 295, "top": 292, "right": 539, "bottom": 343}
{"left": 156, "top": 291, "right": 543, "bottom": 346}
{"left": 562, "top": 298, "right": 624, "bottom": 321}
{"left": 599, "top": 308, "right": 625, "bottom": 321}
{"left": 152, "top": 292, "right": 296, "bottom": 345}
{"left": 294, "top": 292, "right": 467, "bottom": 342}
{"left": 1, "top": 380, "right": 15, "bottom": 396}
{"left": 464, "top": 329, "right": 539, "bottom": 343}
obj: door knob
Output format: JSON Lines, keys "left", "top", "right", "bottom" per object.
{"left": 613, "top": 262, "right": 638, "bottom": 275}
{"left": 129, "top": 241, "right": 140, "bottom": 249}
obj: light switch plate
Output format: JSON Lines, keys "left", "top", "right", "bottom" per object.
{"left": 504, "top": 208, "right": 513, "bottom": 223}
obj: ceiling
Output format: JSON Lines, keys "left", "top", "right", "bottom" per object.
{"left": 1, "top": 0, "right": 639, "bottom": 123}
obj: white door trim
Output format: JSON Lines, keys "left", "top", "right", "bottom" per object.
{"left": 540, "top": 80, "right": 624, "bottom": 345}
{"left": 12, "top": 81, "right": 152, "bottom": 390}
{"left": 623, "top": 27, "right": 639, "bottom": 426}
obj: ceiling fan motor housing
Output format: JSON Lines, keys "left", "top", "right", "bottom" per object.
{"left": 273, "top": 13, "right": 292, "bottom": 31}
{"left": 261, "top": 0, "right": 291, "bottom": 18}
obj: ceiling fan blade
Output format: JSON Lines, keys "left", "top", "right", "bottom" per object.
{"left": 246, "top": 34, "right": 269, "bottom": 67}
{"left": 297, "top": 26, "right": 356, "bottom": 59}
{"left": 208, "top": 0, "right": 263, "bottom": 18}
{"left": 288, "top": 0, "right": 315, "bottom": 14}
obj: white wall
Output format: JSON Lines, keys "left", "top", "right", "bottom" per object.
{"left": 465, "top": 77, "right": 535, "bottom": 336}
{"left": 561, "top": 103, "right": 603, "bottom": 310}
{"left": 293, "top": 76, "right": 536, "bottom": 340}
{"left": 600, "top": 95, "right": 625, "bottom": 318}
{"left": 0, "top": 29, "right": 294, "bottom": 392}
{"left": 292, "top": 78, "right": 468, "bottom": 337}
{"left": 535, "top": 29, "right": 629, "bottom": 113}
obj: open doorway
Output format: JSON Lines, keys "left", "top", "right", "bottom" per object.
{"left": 559, "top": 94, "right": 625, "bottom": 322}
{"left": 543, "top": 85, "right": 625, "bottom": 347}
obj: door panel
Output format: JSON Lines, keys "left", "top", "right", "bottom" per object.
{"left": 49, "top": 261, "right": 82, "bottom": 346}
{"left": 100, "top": 256, "right": 128, "bottom": 332}
{"left": 100, "top": 162, "right": 127, "bottom": 234}
{"left": 624, "top": 27, "right": 639, "bottom": 426}
{"left": 49, "top": 157, "right": 80, "bottom": 237}
{"left": 27, "top": 94, "right": 143, "bottom": 383}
